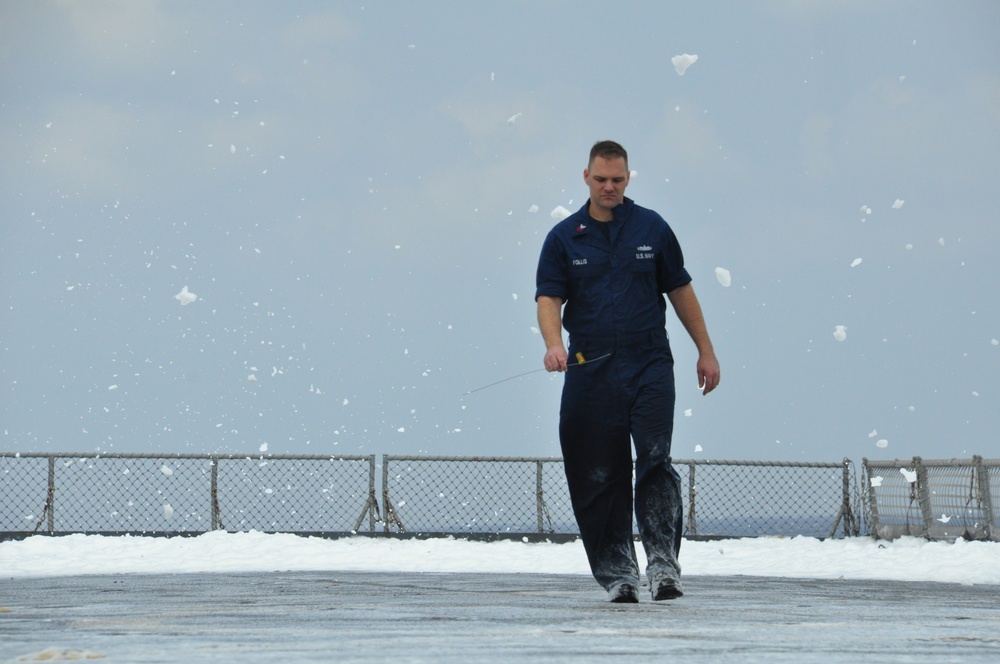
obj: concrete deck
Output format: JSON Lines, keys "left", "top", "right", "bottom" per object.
{"left": 2, "top": 572, "right": 998, "bottom": 662}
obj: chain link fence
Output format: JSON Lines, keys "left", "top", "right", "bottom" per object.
{"left": 3, "top": 452, "right": 996, "bottom": 541}
{"left": 380, "top": 456, "right": 574, "bottom": 535}
{"left": 0, "top": 453, "right": 376, "bottom": 538}
{"left": 862, "top": 456, "right": 999, "bottom": 541}
{"left": 677, "top": 459, "right": 859, "bottom": 539}
{"left": 380, "top": 456, "right": 857, "bottom": 539}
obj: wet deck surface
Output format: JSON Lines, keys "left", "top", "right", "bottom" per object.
{"left": 2, "top": 572, "right": 999, "bottom": 662}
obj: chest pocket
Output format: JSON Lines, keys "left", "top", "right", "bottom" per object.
{"left": 630, "top": 249, "right": 657, "bottom": 272}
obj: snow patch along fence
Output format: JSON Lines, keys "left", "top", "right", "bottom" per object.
{"left": 0, "top": 453, "right": 995, "bottom": 542}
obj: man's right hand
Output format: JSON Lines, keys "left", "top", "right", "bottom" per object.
{"left": 544, "top": 346, "right": 569, "bottom": 372}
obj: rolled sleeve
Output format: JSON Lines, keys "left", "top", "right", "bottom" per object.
{"left": 657, "top": 224, "right": 692, "bottom": 293}
{"left": 535, "top": 232, "right": 569, "bottom": 302}
{"left": 660, "top": 267, "right": 692, "bottom": 293}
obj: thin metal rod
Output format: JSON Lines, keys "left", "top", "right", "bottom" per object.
{"left": 462, "top": 352, "right": 612, "bottom": 396}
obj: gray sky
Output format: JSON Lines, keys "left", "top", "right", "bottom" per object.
{"left": 2, "top": 1, "right": 998, "bottom": 462}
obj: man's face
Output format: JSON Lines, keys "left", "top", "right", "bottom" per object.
{"left": 584, "top": 156, "right": 630, "bottom": 219}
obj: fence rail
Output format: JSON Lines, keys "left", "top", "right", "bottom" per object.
{"left": 2, "top": 453, "right": 996, "bottom": 541}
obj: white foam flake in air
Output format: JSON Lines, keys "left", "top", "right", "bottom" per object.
{"left": 694, "top": 444, "right": 703, "bottom": 453}
{"left": 175, "top": 286, "right": 198, "bottom": 305}
{"left": 876, "top": 439, "right": 889, "bottom": 449}
{"left": 160, "top": 465, "right": 173, "bottom": 476}
{"left": 850, "top": 258, "right": 862, "bottom": 267}
{"left": 833, "top": 325, "right": 847, "bottom": 342}
{"left": 870, "top": 476, "right": 883, "bottom": 487}
{"left": 550, "top": 205, "right": 571, "bottom": 221}
{"left": 714, "top": 267, "right": 731, "bottom": 287}
{"left": 506, "top": 112, "right": 522, "bottom": 124}
{"left": 163, "top": 503, "right": 174, "bottom": 520}
{"left": 671, "top": 53, "right": 698, "bottom": 76}
{"left": 259, "top": 443, "right": 268, "bottom": 453}
{"left": 900, "top": 468, "right": 917, "bottom": 483}
{"left": 892, "top": 199, "right": 905, "bottom": 209}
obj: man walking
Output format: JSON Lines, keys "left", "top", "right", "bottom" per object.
{"left": 535, "top": 140, "right": 720, "bottom": 603}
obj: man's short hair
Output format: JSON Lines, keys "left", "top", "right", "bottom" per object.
{"left": 589, "top": 140, "right": 628, "bottom": 168}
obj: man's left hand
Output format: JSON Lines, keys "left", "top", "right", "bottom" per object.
{"left": 697, "top": 354, "right": 720, "bottom": 395}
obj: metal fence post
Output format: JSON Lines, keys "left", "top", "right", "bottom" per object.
{"left": 368, "top": 454, "right": 377, "bottom": 532}
{"left": 535, "top": 460, "right": 544, "bottom": 534}
{"left": 862, "top": 457, "right": 871, "bottom": 528}
{"left": 973, "top": 455, "right": 994, "bottom": 540}
{"left": 841, "top": 457, "right": 854, "bottom": 537}
{"left": 382, "top": 456, "right": 390, "bottom": 533}
{"left": 913, "top": 456, "right": 934, "bottom": 537}
{"left": 828, "top": 458, "right": 850, "bottom": 538}
{"left": 46, "top": 455, "right": 55, "bottom": 533}
{"left": 381, "top": 455, "right": 406, "bottom": 533}
{"left": 351, "top": 455, "right": 379, "bottom": 533}
{"left": 686, "top": 461, "right": 697, "bottom": 538}
{"left": 210, "top": 456, "right": 221, "bottom": 531}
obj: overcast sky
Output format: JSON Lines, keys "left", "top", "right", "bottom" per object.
{"left": 2, "top": 1, "right": 998, "bottom": 463}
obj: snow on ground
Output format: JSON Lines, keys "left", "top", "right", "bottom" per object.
{"left": 1, "top": 532, "right": 997, "bottom": 586}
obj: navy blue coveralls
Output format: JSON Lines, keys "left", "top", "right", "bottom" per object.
{"left": 535, "top": 197, "right": 691, "bottom": 591}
